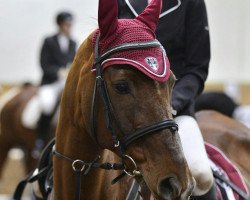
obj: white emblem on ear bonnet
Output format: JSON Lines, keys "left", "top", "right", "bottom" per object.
{"left": 145, "top": 57, "right": 159, "bottom": 71}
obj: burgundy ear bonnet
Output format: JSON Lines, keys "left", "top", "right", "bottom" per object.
{"left": 93, "top": 0, "right": 170, "bottom": 82}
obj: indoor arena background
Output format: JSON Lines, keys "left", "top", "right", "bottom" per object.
{"left": 0, "top": 0, "right": 250, "bottom": 199}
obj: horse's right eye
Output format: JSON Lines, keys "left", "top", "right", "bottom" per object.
{"left": 113, "top": 82, "right": 130, "bottom": 94}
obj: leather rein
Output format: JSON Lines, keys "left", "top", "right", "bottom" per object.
{"left": 53, "top": 34, "right": 179, "bottom": 200}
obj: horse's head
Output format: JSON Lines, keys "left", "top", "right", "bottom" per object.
{"left": 88, "top": 0, "right": 195, "bottom": 199}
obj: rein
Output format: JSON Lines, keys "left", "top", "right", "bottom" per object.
{"left": 53, "top": 149, "right": 124, "bottom": 172}
{"left": 53, "top": 147, "right": 125, "bottom": 200}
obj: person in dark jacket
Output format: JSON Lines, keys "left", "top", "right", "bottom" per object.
{"left": 33, "top": 11, "right": 76, "bottom": 158}
{"left": 118, "top": 0, "right": 216, "bottom": 199}
{"left": 40, "top": 11, "right": 76, "bottom": 85}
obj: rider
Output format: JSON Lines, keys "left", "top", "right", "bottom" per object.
{"left": 118, "top": 0, "right": 216, "bottom": 199}
{"left": 33, "top": 11, "right": 76, "bottom": 157}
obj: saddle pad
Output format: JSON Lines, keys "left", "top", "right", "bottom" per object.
{"left": 21, "top": 95, "right": 42, "bottom": 129}
{"left": 205, "top": 143, "right": 249, "bottom": 200}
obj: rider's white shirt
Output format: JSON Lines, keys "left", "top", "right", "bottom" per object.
{"left": 57, "top": 34, "right": 69, "bottom": 53}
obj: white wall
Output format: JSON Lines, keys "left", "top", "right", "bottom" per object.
{"left": 205, "top": 0, "right": 250, "bottom": 83}
{"left": 0, "top": 0, "right": 249, "bottom": 84}
{"left": 0, "top": 0, "right": 98, "bottom": 84}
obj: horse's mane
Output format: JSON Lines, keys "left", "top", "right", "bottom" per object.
{"left": 71, "top": 32, "right": 94, "bottom": 77}
{"left": 59, "top": 32, "right": 95, "bottom": 129}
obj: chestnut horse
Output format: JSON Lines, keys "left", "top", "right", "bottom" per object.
{"left": 0, "top": 85, "right": 42, "bottom": 179}
{"left": 53, "top": 0, "right": 194, "bottom": 199}
{"left": 196, "top": 110, "right": 250, "bottom": 191}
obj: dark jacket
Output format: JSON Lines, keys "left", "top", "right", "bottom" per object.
{"left": 40, "top": 34, "right": 76, "bottom": 85}
{"left": 118, "top": 0, "right": 210, "bottom": 116}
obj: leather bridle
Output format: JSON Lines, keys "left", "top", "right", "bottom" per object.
{"left": 90, "top": 34, "right": 178, "bottom": 154}
{"left": 88, "top": 34, "right": 179, "bottom": 182}
{"left": 53, "top": 34, "right": 179, "bottom": 200}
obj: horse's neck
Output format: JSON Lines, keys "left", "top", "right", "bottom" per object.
{"left": 55, "top": 121, "right": 98, "bottom": 197}
{"left": 54, "top": 124, "right": 130, "bottom": 199}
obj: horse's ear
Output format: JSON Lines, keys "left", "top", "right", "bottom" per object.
{"left": 136, "top": 0, "right": 162, "bottom": 32}
{"left": 98, "top": 0, "right": 118, "bottom": 40}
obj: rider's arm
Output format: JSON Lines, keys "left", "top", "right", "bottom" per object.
{"left": 172, "top": 0, "right": 210, "bottom": 114}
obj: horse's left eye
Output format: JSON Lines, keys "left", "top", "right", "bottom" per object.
{"left": 114, "top": 82, "right": 130, "bottom": 94}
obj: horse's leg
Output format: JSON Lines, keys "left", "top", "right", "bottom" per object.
{"left": 24, "top": 150, "right": 37, "bottom": 173}
{"left": 0, "top": 134, "right": 13, "bottom": 180}
{"left": 21, "top": 139, "right": 37, "bottom": 174}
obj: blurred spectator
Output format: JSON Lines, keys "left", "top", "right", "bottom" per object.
{"left": 40, "top": 11, "right": 76, "bottom": 85}
{"left": 33, "top": 11, "right": 76, "bottom": 157}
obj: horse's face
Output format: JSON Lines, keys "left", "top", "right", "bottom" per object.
{"left": 98, "top": 65, "right": 194, "bottom": 199}
{"left": 93, "top": 0, "right": 195, "bottom": 198}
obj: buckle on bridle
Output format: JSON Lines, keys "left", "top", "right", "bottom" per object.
{"left": 122, "top": 155, "right": 141, "bottom": 177}
{"left": 72, "top": 160, "right": 86, "bottom": 172}
{"left": 114, "top": 140, "right": 120, "bottom": 147}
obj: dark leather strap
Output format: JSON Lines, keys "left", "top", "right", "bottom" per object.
{"left": 90, "top": 81, "right": 101, "bottom": 146}
{"left": 53, "top": 149, "right": 124, "bottom": 171}
{"left": 13, "top": 139, "right": 55, "bottom": 200}
{"left": 75, "top": 170, "right": 82, "bottom": 200}
{"left": 111, "top": 171, "right": 127, "bottom": 185}
{"left": 122, "top": 120, "right": 178, "bottom": 147}
{"left": 13, "top": 166, "right": 50, "bottom": 200}
{"left": 213, "top": 170, "right": 250, "bottom": 200}
{"left": 126, "top": 179, "right": 140, "bottom": 200}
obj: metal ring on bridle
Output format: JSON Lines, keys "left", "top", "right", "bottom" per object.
{"left": 122, "top": 155, "right": 141, "bottom": 177}
{"left": 114, "top": 140, "right": 120, "bottom": 147}
{"left": 72, "top": 160, "right": 86, "bottom": 172}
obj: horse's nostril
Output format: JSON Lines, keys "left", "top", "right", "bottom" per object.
{"left": 158, "top": 176, "right": 181, "bottom": 199}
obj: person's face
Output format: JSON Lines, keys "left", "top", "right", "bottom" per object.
{"left": 59, "top": 21, "right": 73, "bottom": 36}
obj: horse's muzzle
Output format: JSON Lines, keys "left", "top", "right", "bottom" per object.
{"left": 157, "top": 174, "right": 194, "bottom": 200}
{"left": 157, "top": 175, "right": 182, "bottom": 199}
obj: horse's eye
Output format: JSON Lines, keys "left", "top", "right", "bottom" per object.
{"left": 114, "top": 82, "right": 130, "bottom": 94}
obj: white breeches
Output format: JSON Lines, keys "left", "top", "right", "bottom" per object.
{"left": 174, "top": 115, "right": 214, "bottom": 196}
{"left": 38, "top": 80, "right": 65, "bottom": 115}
